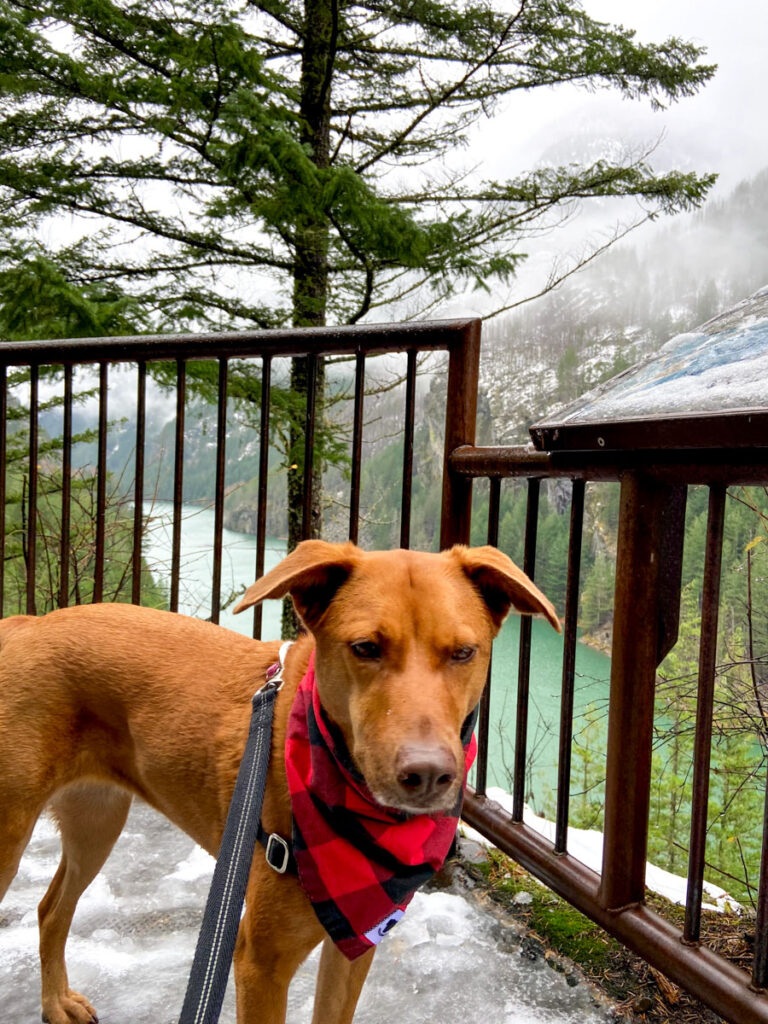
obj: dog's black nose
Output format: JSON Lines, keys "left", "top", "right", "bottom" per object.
{"left": 395, "top": 745, "right": 457, "bottom": 802}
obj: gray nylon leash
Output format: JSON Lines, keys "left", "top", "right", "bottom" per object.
{"left": 178, "top": 641, "right": 292, "bottom": 1024}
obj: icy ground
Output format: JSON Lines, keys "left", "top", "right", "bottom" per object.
{"left": 1, "top": 801, "right": 612, "bottom": 1024}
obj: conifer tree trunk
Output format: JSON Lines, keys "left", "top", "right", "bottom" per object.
{"left": 283, "top": 0, "right": 335, "bottom": 636}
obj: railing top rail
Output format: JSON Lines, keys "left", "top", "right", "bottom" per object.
{"left": 0, "top": 318, "right": 480, "bottom": 366}
{"left": 450, "top": 443, "right": 768, "bottom": 486}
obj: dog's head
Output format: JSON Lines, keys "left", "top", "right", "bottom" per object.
{"left": 235, "top": 541, "right": 560, "bottom": 815}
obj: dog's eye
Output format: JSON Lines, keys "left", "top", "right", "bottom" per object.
{"left": 452, "top": 645, "right": 477, "bottom": 663}
{"left": 350, "top": 640, "right": 381, "bottom": 660}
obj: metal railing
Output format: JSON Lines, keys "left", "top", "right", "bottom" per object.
{"left": 0, "top": 320, "right": 479, "bottom": 626}
{"left": 445, "top": 446, "right": 768, "bottom": 1024}
{"left": 2, "top": 320, "right": 768, "bottom": 1023}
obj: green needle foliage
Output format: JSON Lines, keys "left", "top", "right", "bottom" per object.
{"left": 0, "top": 0, "right": 717, "bottom": 330}
{"left": 0, "top": 0, "right": 718, "bottom": 632}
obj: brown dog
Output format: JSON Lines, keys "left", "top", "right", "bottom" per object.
{"left": 0, "top": 541, "right": 559, "bottom": 1024}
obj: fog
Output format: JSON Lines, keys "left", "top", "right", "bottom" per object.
{"left": 478, "top": 0, "right": 768, "bottom": 193}
{"left": 445, "top": 0, "right": 768, "bottom": 319}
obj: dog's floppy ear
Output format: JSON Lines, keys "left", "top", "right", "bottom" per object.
{"left": 233, "top": 539, "right": 359, "bottom": 628}
{"left": 448, "top": 544, "right": 561, "bottom": 633}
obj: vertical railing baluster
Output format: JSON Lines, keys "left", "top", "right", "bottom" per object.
{"left": 301, "top": 353, "right": 318, "bottom": 540}
{"left": 476, "top": 476, "right": 501, "bottom": 798}
{"left": 555, "top": 479, "right": 585, "bottom": 854}
{"left": 0, "top": 365, "right": 6, "bottom": 617}
{"left": 684, "top": 484, "right": 726, "bottom": 942}
{"left": 211, "top": 359, "right": 228, "bottom": 623}
{"left": 26, "top": 365, "right": 39, "bottom": 615}
{"left": 400, "top": 350, "right": 417, "bottom": 549}
{"left": 170, "top": 359, "right": 186, "bottom": 613}
{"left": 132, "top": 362, "right": 147, "bottom": 605}
{"left": 253, "top": 356, "right": 271, "bottom": 640}
{"left": 348, "top": 349, "right": 365, "bottom": 545}
{"left": 512, "top": 477, "right": 541, "bottom": 822}
{"left": 59, "top": 365, "right": 73, "bottom": 608}
{"left": 754, "top": 761, "right": 768, "bottom": 989}
{"left": 92, "top": 363, "right": 108, "bottom": 603}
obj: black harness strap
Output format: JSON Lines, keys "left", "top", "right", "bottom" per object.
{"left": 177, "top": 643, "right": 292, "bottom": 1024}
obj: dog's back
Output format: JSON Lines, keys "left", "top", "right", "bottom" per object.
{"left": 0, "top": 603, "right": 281, "bottom": 847}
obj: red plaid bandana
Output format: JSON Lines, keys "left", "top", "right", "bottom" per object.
{"left": 285, "top": 652, "right": 477, "bottom": 960}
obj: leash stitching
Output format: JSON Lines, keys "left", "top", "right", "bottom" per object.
{"left": 192, "top": 714, "right": 265, "bottom": 1024}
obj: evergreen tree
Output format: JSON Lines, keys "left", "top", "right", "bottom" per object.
{"left": 648, "top": 582, "right": 699, "bottom": 874}
{"left": 0, "top": 0, "right": 717, "bottom": 586}
{"left": 570, "top": 702, "right": 606, "bottom": 831}
{"left": 0, "top": 1, "right": 716, "bottom": 328}
{"left": 536, "top": 506, "right": 569, "bottom": 615}
{"left": 0, "top": 249, "right": 148, "bottom": 340}
{"left": 556, "top": 346, "right": 582, "bottom": 403}
{"left": 707, "top": 725, "right": 765, "bottom": 904}
{"left": 1, "top": 382, "right": 166, "bottom": 613}
{"left": 579, "top": 552, "right": 614, "bottom": 632}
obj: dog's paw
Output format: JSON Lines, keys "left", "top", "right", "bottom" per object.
{"left": 41, "top": 989, "right": 99, "bottom": 1024}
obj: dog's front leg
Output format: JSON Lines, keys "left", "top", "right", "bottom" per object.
{"left": 235, "top": 877, "right": 325, "bottom": 1024}
{"left": 311, "top": 938, "right": 375, "bottom": 1024}
{"left": 233, "top": 924, "right": 305, "bottom": 1024}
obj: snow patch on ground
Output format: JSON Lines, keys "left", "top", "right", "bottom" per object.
{"left": 462, "top": 787, "right": 741, "bottom": 914}
{"left": 1, "top": 801, "right": 612, "bottom": 1024}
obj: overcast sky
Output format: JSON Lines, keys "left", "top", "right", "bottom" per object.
{"left": 441, "top": 0, "right": 768, "bottom": 317}
{"left": 479, "top": 0, "right": 768, "bottom": 194}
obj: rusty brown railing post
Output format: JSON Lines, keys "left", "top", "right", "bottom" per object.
{"left": 439, "top": 320, "right": 481, "bottom": 549}
{"left": 599, "top": 472, "right": 685, "bottom": 909}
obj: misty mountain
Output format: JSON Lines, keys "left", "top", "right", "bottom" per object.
{"left": 481, "top": 167, "right": 768, "bottom": 442}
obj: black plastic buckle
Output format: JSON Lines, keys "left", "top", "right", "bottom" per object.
{"left": 265, "top": 833, "right": 291, "bottom": 874}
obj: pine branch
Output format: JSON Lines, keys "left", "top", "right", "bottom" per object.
{"left": 354, "top": 1, "right": 529, "bottom": 173}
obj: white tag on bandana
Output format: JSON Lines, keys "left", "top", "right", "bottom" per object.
{"left": 363, "top": 908, "right": 405, "bottom": 946}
